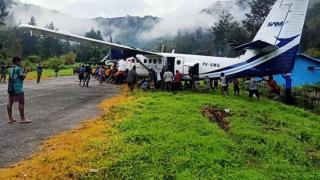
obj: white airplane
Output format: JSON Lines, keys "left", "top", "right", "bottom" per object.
{"left": 18, "top": 0, "right": 309, "bottom": 80}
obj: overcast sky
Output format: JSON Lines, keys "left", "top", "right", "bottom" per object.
{"left": 19, "top": 0, "right": 216, "bottom": 18}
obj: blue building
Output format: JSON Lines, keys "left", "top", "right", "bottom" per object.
{"left": 274, "top": 54, "right": 320, "bottom": 87}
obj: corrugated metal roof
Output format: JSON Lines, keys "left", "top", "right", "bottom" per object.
{"left": 298, "top": 53, "right": 320, "bottom": 63}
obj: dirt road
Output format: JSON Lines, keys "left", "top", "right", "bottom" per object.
{"left": 0, "top": 77, "right": 119, "bottom": 167}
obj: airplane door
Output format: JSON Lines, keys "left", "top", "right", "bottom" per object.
{"left": 175, "top": 57, "right": 184, "bottom": 75}
{"left": 166, "top": 57, "right": 175, "bottom": 73}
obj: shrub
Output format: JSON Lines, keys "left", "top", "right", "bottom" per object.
{"left": 26, "top": 55, "right": 42, "bottom": 63}
{"left": 43, "top": 56, "right": 65, "bottom": 69}
{"left": 64, "top": 52, "right": 77, "bottom": 65}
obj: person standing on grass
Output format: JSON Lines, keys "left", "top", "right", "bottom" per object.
{"left": 163, "top": 69, "right": 174, "bottom": 92}
{"left": 127, "top": 66, "right": 138, "bottom": 92}
{"left": 212, "top": 79, "right": 219, "bottom": 92}
{"left": 282, "top": 73, "right": 293, "bottom": 104}
{"left": 0, "top": 62, "right": 7, "bottom": 83}
{"left": 220, "top": 73, "right": 228, "bottom": 96}
{"left": 233, "top": 78, "right": 240, "bottom": 96}
{"left": 149, "top": 69, "right": 157, "bottom": 90}
{"left": 245, "top": 77, "right": 261, "bottom": 100}
{"left": 36, "top": 63, "right": 43, "bottom": 83}
{"left": 7, "top": 57, "right": 31, "bottom": 124}
{"left": 175, "top": 70, "right": 183, "bottom": 91}
{"left": 266, "top": 76, "right": 281, "bottom": 98}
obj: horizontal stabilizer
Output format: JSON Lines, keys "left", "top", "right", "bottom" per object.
{"left": 234, "top": 40, "right": 278, "bottom": 53}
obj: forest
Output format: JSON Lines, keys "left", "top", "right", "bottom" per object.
{"left": 0, "top": 0, "right": 320, "bottom": 68}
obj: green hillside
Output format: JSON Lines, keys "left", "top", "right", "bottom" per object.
{"left": 82, "top": 91, "right": 320, "bottom": 179}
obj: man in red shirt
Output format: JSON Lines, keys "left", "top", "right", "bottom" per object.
{"left": 266, "top": 76, "right": 281, "bottom": 98}
{"left": 175, "top": 70, "right": 183, "bottom": 91}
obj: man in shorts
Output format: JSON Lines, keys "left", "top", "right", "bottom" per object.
{"left": 7, "top": 57, "right": 31, "bottom": 124}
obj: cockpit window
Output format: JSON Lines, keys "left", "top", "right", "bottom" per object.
{"left": 153, "top": 59, "right": 157, "bottom": 64}
{"left": 177, "top": 60, "right": 181, "bottom": 65}
{"left": 149, "top": 59, "right": 152, "bottom": 64}
{"left": 158, "top": 59, "right": 162, "bottom": 64}
{"left": 144, "top": 59, "right": 147, "bottom": 64}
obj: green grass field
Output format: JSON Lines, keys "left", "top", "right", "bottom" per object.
{"left": 82, "top": 91, "right": 320, "bottom": 179}
{"left": 26, "top": 68, "right": 74, "bottom": 80}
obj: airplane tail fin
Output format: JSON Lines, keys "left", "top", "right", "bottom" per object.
{"left": 238, "top": 0, "right": 310, "bottom": 76}
{"left": 253, "top": 0, "right": 309, "bottom": 46}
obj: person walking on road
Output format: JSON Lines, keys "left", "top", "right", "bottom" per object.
{"left": 36, "top": 63, "right": 43, "bottom": 83}
{"left": 7, "top": 57, "right": 31, "bottom": 124}
{"left": 79, "top": 65, "right": 85, "bottom": 86}
{"left": 0, "top": 62, "right": 7, "bottom": 83}
{"left": 54, "top": 66, "right": 59, "bottom": 78}
{"left": 127, "top": 66, "right": 138, "bottom": 92}
{"left": 83, "top": 64, "right": 92, "bottom": 87}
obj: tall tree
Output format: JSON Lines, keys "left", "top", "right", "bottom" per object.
{"left": 85, "top": 27, "right": 104, "bottom": 40}
{"left": 301, "top": 1, "right": 320, "bottom": 55}
{"left": 213, "top": 10, "right": 249, "bottom": 57}
{"left": 38, "top": 22, "right": 64, "bottom": 58}
{"left": 242, "top": 0, "right": 277, "bottom": 38}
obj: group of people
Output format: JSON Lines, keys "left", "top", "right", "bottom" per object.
{"left": 139, "top": 67, "right": 293, "bottom": 103}
{"left": 219, "top": 73, "right": 292, "bottom": 102}
{"left": 94, "top": 65, "right": 127, "bottom": 85}
{"left": 76, "top": 64, "right": 92, "bottom": 87}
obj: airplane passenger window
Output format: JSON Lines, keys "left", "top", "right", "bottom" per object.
{"left": 158, "top": 59, "right": 162, "bottom": 64}
{"left": 153, "top": 59, "right": 157, "bottom": 64}
{"left": 177, "top": 60, "right": 181, "bottom": 65}
{"left": 217, "top": 64, "right": 220, "bottom": 67}
{"left": 144, "top": 59, "right": 147, "bottom": 64}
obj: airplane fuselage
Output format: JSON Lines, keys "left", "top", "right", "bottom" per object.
{"left": 127, "top": 53, "right": 243, "bottom": 80}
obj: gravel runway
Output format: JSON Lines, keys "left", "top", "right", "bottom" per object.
{"left": 0, "top": 76, "right": 119, "bottom": 167}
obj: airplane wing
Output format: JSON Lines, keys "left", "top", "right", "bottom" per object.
{"left": 233, "top": 40, "right": 278, "bottom": 53}
{"left": 18, "top": 24, "right": 161, "bottom": 59}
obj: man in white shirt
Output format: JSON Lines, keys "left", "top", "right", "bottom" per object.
{"left": 163, "top": 69, "right": 174, "bottom": 91}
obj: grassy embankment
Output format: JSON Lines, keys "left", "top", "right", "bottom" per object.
{"left": 26, "top": 68, "right": 74, "bottom": 80}
{"left": 1, "top": 90, "right": 320, "bottom": 179}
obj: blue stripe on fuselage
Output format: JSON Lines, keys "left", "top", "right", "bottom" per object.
{"left": 226, "top": 45, "right": 299, "bottom": 78}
